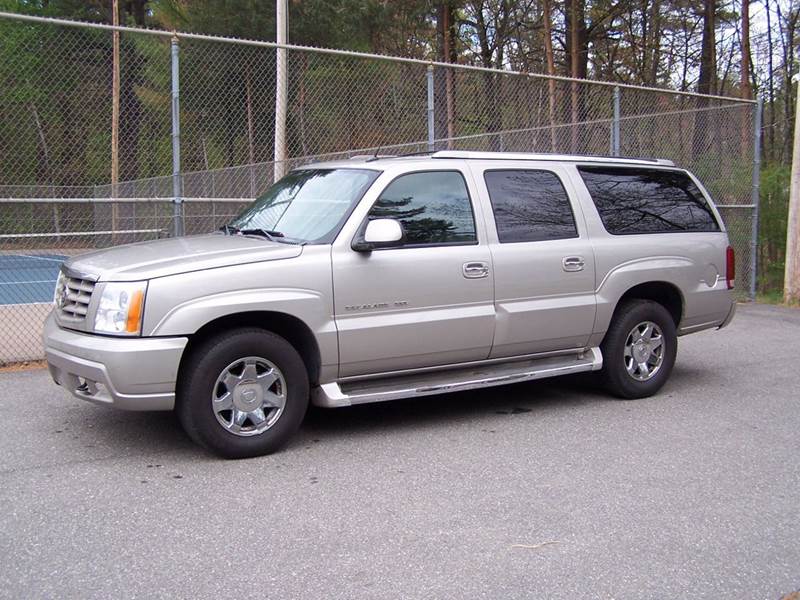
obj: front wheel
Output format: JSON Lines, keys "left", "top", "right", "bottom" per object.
{"left": 600, "top": 299, "right": 678, "bottom": 399}
{"left": 176, "top": 328, "right": 309, "bottom": 458}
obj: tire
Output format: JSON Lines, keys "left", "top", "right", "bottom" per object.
{"left": 599, "top": 299, "right": 677, "bottom": 399}
{"left": 176, "top": 328, "right": 309, "bottom": 459}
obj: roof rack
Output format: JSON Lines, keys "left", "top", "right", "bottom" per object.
{"left": 429, "top": 150, "right": 675, "bottom": 167}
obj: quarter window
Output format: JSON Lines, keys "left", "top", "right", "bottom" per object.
{"left": 578, "top": 167, "right": 720, "bottom": 235}
{"left": 484, "top": 170, "right": 578, "bottom": 243}
{"left": 368, "top": 171, "right": 477, "bottom": 246}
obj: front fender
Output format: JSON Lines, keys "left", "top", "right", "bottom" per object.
{"left": 139, "top": 249, "right": 337, "bottom": 376}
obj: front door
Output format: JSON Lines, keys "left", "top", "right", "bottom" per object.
{"left": 332, "top": 169, "right": 495, "bottom": 378}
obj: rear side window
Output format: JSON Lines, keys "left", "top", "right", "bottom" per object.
{"left": 368, "top": 171, "right": 476, "bottom": 246}
{"left": 578, "top": 167, "right": 720, "bottom": 235}
{"left": 483, "top": 170, "right": 578, "bottom": 243}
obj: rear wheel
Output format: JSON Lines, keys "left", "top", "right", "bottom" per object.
{"left": 600, "top": 299, "right": 677, "bottom": 399}
{"left": 177, "top": 328, "right": 309, "bottom": 458}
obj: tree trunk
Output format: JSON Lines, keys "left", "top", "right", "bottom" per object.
{"left": 435, "top": 3, "right": 457, "bottom": 149}
{"left": 30, "top": 102, "right": 51, "bottom": 183}
{"left": 566, "top": 0, "right": 587, "bottom": 153}
{"left": 298, "top": 52, "right": 309, "bottom": 156}
{"left": 777, "top": 5, "right": 798, "bottom": 163}
{"left": 740, "top": 0, "right": 752, "bottom": 157}
{"left": 542, "top": 0, "right": 558, "bottom": 152}
{"left": 443, "top": 3, "right": 456, "bottom": 148}
{"left": 765, "top": 0, "right": 775, "bottom": 162}
{"left": 647, "top": 0, "right": 662, "bottom": 85}
{"left": 740, "top": 0, "right": 751, "bottom": 100}
{"left": 474, "top": 4, "right": 504, "bottom": 151}
{"left": 244, "top": 63, "right": 256, "bottom": 197}
{"left": 692, "top": 0, "right": 716, "bottom": 158}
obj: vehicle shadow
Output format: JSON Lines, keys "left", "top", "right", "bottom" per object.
{"left": 298, "top": 373, "right": 611, "bottom": 441}
{"left": 71, "top": 373, "right": 608, "bottom": 458}
{"left": 75, "top": 406, "right": 200, "bottom": 458}
{"left": 76, "top": 369, "right": 701, "bottom": 459}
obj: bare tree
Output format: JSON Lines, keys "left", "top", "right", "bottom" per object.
{"left": 693, "top": 0, "right": 717, "bottom": 157}
{"left": 542, "top": 0, "right": 557, "bottom": 151}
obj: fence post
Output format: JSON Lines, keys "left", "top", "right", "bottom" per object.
{"left": 170, "top": 34, "right": 184, "bottom": 237}
{"left": 749, "top": 96, "right": 762, "bottom": 301}
{"left": 611, "top": 86, "right": 621, "bottom": 157}
{"left": 426, "top": 65, "right": 435, "bottom": 152}
{"left": 273, "top": 0, "right": 288, "bottom": 181}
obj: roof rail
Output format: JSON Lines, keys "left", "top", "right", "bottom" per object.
{"left": 430, "top": 150, "right": 675, "bottom": 167}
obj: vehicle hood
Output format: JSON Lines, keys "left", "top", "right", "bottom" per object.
{"left": 65, "top": 234, "right": 304, "bottom": 281}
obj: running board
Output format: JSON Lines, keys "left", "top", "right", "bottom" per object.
{"left": 312, "top": 348, "right": 603, "bottom": 408}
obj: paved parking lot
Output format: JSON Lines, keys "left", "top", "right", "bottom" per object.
{"left": 0, "top": 303, "right": 798, "bottom": 599}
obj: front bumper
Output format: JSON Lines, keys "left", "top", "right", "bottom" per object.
{"left": 43, "top": 313, "right": 188, "bottom": 411}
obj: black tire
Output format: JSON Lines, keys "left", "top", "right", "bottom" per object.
{"left": 600, "top": 299, "right": 677, "bottom": 399}
{"left": 176, "top": 328, "right": 309, "bottom": 459}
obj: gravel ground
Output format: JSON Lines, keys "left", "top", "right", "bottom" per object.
{"left": 0, "top": 303, "right": 798, "bottom": 599}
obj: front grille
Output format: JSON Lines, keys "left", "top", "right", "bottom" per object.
{"left": 57, "top": 274, "right": 95, "bottom": 320}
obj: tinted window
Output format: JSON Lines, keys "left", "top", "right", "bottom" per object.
{"left": 578, "top": 167, "right": 720, "bottom": 235}
{"left": 368, "top": 171, "right": 476, "bottom": 246}
{"left": 484, "top": 170, "right": 578, "bottom": 243}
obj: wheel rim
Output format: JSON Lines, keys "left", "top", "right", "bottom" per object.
{"left": 624, "top": 321, "right": 665, "bottom": 382}
{"left": 211, "top": 356, "right": 287, "bottom": 437}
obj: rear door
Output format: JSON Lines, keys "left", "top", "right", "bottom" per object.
{"left": 469, "top": 162, "right": 597, "bottom": 357}
{"left": 332, "top": 167, "right": 496, "bottom": 377}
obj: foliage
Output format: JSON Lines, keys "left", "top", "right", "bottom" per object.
{"left": 758, "top": 163, "right": 791, "bottom": 295}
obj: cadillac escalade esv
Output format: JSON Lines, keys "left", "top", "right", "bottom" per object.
{"left": 44, "top": 151, "right": 737, "bottom": 458}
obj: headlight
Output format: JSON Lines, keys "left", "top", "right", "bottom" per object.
{"left": 53, "top": 270, "right": 66, "bottom": 307}
{"left": 94, "top": 281, "right": 147, "bottom": 335}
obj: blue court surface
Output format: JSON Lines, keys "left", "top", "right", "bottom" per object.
{"left": 0, "top": 253, "right": 67, "bottom": 305}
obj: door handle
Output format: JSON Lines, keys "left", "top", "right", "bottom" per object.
{"left": 562, "top": 256, "right": 585, "bottom": 272}
{"left": 463, "top": 262, "right": 490, "bottom": 279}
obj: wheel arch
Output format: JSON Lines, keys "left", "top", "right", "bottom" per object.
{"left": 178, "top": 311, "right": 322, "bottom": 386}
{"left": 612, "top": 281, "right": 684, "bottom": 328}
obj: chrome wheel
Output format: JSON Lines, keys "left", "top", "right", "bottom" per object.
{"left": 211, "top": 356, "right": 287, "bottom": 437}
{"left": 624, "top": 321, "right": 664, "bottom": 381}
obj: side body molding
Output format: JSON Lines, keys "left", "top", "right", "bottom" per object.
{"left": 150, "top": 288, "right": 328, "bottom": 335}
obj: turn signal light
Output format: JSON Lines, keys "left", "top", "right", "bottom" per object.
{"left": 126, "top": 289, "right": 144, "bottom": 333}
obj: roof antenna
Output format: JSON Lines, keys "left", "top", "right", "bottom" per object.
{"left": 365, "top": 144, "right": 384, "bottom": 162}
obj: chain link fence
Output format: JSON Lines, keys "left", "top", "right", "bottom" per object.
{"left": 0, "top": 11, "right": 759, "bottom": 364}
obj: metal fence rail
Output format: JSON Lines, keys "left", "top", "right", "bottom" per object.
{"left": 0, "top": 11, "right": 759, "bottom": 364}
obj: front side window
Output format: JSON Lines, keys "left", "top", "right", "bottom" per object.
{"left": 367, "top": 171, "right": 477, "bottom": 246}
{"left": 578, "top": 167, "right": 720, "bottom": 235}
{"left": 230, "top": 168, "right": 380, "bottom": 243}
{"left": 484, "top": 170, "right": 578, "bottom": 243}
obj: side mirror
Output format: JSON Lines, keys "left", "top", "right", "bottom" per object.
{"left": 352, "top": 218, "right": 404, "bottom": 252}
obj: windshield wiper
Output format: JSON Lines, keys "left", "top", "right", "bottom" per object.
{"left": 240, "top": 228, "right": 285, "bottom": 242}
{"left": 220, "top": 224, "right": 303, "bottom": 245}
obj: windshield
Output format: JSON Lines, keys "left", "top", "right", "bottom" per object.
{"left": 228, "top": 168, "right": 380, "bottom": 243}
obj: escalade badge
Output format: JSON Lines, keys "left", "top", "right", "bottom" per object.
{"left": 345, "top": 301, "right": 408, "bottom": 311}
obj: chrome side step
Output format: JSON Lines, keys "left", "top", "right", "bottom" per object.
{"left": 312, "top": 348, "right": 603, "bottom": 408}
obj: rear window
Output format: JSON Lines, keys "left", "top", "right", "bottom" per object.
{"left": 578, "top": 167, "right": 720, "bottom": 235}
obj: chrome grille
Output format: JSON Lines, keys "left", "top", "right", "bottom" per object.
{"left": 57, "top": 273, "right": 95, "bottom": 320}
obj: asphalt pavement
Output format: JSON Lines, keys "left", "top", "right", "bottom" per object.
{"left": 0, "top": 303, "right": 798, "bottom": 599}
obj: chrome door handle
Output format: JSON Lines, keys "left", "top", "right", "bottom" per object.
{"left": 562, "top": 256, "right": 585, "bottom": 272}
{"left": 463, "top": 262, "right": 490, "bottom": 279}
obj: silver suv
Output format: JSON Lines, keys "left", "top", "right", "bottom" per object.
{"left": 44, "top": 151, "right": 736, "bottom": 458}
